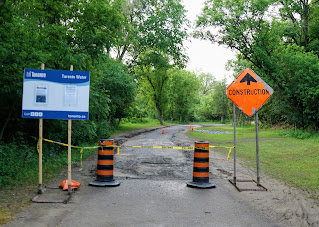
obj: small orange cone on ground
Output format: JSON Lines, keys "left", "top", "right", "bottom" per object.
{"left": 58, "top": 180, "right": 81, "bottom": 191}
{"left": 162, "top": 129, "right": 164, "bottom": 134}
{"left": 192, "top": 127, "right": 194, "bottom": 131}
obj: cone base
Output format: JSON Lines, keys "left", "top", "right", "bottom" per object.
{"left": 187, "top": 181, "right": 216, "bottom": 189}
{"left": 89, "top": 180, "right": 120, "bottom": 187}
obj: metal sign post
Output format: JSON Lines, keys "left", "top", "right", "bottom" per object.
{"left": 256, "top": 112, "right": 260, "bottom": 186}
{"left": 226, "top": 69, "right": 273, "bottom": 191}
{"left": 233, "top": 103, "right": 236, "bottom": 185}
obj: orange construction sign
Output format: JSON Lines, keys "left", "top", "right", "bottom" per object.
{"left": 226, "top": 69, "right": 273, "bottom": 117}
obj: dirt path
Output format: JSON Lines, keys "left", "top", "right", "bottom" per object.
{"left": 4, "top": 125, "right": 319, "bottom": 226}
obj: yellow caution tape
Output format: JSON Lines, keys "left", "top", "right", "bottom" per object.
{"left": 227, "top": 148, "right": 232, "bottom": 161}
{"left": 209, "top": 145, "right": 236, "bottom": 149}
{"left": 120, "top": 145, "right": 194, "bottom": 150}
{"left": 79, "top": 148, "right": 83, "bottom": 171}
{"left": 38, "top": 138, "right": 119, "bottom": 153}
{"left": 37, "top": 138, "right": 40, "bottom": 153}
{"left": 209, "top": 146, "right": 235, "bottom": 161}
{"left": 37, "top": 137, "right": 235, "bottom": 170}
{"left": 37, "top": 138, "right": 120, "bottom": 170}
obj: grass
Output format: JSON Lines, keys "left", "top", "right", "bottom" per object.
{"left": 0, "top": 208, "right": 13, "bottom": 226}
{"left": 112, "top": 119, "right": 162, "bottom": 135}
{"left": 113, "top": 118, "right": 222, "bottom": 135}
{"left": 188, "top": 125, "right": 319, "bottom": 196}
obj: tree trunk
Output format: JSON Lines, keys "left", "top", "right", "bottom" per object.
{"left": 117, "top": 117, "right": 122, "bottom": 127}
{"left": 0, "top": 108, "right": 12, "bottom": 141}
{"left": 117, "top": 44, "right": 128, "bottom": 61}
{"left": 156, "top": 104, "right": 164, "bottom": 125}
{"left": 301, "top": 0, "right": 309, "bottom": 47}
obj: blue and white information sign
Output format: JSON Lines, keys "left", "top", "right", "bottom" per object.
{"left": 22, "top": 69, "right": 90, "bottom": 120}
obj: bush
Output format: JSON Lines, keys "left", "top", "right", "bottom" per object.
{"left": 280, "top": 129, "right": 312, "bottom": 139}
{"left": 0, "top": 142, "right": 38, "bottom": 187}
{"left": 289, "top": 130, "right": 312, "bottom": 139}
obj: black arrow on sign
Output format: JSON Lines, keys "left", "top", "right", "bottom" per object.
{"left": 240, "top": 73, "right": 257, "bottom": 85}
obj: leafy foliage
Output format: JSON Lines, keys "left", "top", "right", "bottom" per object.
{"left": 196, "top": 0, "right": 319, "bottom": 129}
{"left": 115, "top": 0, "right": 189, "bottom": 67}
{"left": 165, "top": 69, "right": 200, "bottom": 121}
{"left": 92, "top": 56, "right": 137, "bottom": 127}
{"left": 135, "top": 50, "right": 172, "bottom": 125}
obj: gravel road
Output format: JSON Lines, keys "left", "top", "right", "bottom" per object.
{"left": 4, "top": 125, "right": 319, "bottom": 227}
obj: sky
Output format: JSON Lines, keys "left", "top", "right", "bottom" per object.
{"left": 182, "top": 0, "right": 237, "bottom": 82}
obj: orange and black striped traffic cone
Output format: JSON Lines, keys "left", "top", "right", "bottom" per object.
{"left": 89, "top": 139, "right": 120, "bottom": 187}
{"left": 187, "top": 141, "right": 216, "bottom": 189}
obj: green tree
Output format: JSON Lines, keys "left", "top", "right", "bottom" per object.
{"left": 195, "top": 73, "right": 217, "bottom": 121}
{"left": 196, "top": 94, "right": 214, "bottom": 121}
{"left": 115, "top": 0, "right": 189, "bottom": 67}
{"left": 308, "top": 2, "right": 319, "bottom": 56}
{"left": 74, "top": 0, "right": 125, "bottom": 58}
{"left": 92, "top": 56, "right": 136, "bottom": 127}
{"left": 198, "top": 72, "right": 216, "bottom": 95}
{"left": 123, "top": 0, "right": 189, "bottom": 125}
{"left": 0, "top": 1, "right": 46, "bottom": 141}
{"left": 135, "top": 50, "right": 171, "bottom": 125}
{"left": 211, "top": 79, "right": 232, "bottom": 123}
{"left": 165, "top": 69, "right": 200, "bottom": 121}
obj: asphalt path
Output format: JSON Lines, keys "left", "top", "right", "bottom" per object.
{"left": 5, "top": 125, "right": 279, "bottom": 227}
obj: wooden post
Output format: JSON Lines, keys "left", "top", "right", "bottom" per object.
{"left": 68, "top": 119, "right": 72, "bottom": 194}
{"left": 38, "top": 118, "right": 43, "bottom": 194}
{"left": 38, "top": 63, "right": 45, "bottom": 194}
{"left": 68, "top": 65, "right": 73, "bottom": 194}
